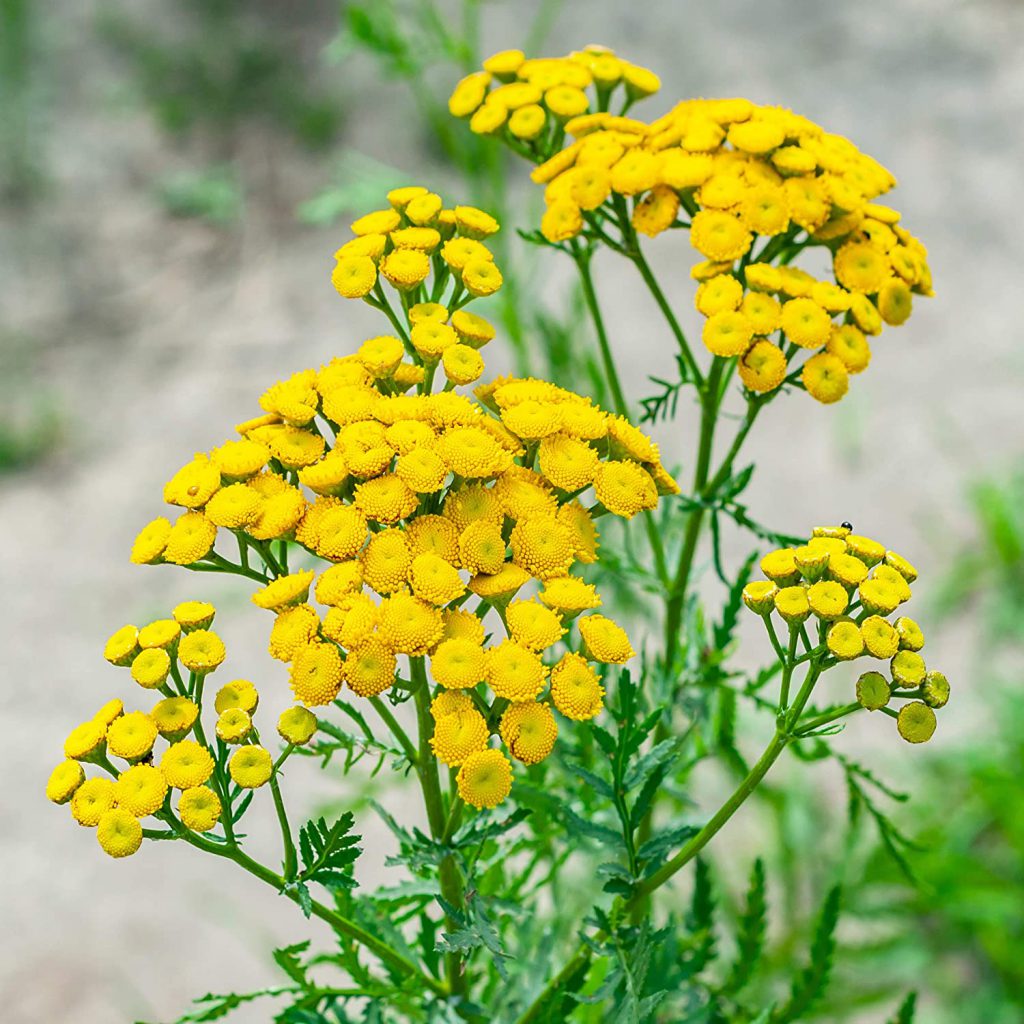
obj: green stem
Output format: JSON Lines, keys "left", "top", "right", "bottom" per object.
{"left": 570, "top": 242, "right": 628, "bottom": 415}
{"left": 778, "top": 628, "right": 800, "bottom": 711}
{"left": 369, "top": 695, "right": 418, "bottom": 765}
{"left": 571, "top": 240, "right": 669, "bottom": 587}
{"left": 795, "top": 702, "right": 861, "bottom": 736}
{"left": 662, "top": 359, "right": 723, "bottom": 670}
{"left": 411, "top": 658, "right": 466, "bottom": 998}
{"left": 632, "top": 726, "right": 790, "bottom": 900}
{"left": 190, "top": 552, "right": 269, "bottom": 585}
{"left": 623, "top": 224, "right": 703, "bottom": 388}
{"left": 190, "top": 681, "right": 235, "bottom": 845}
{"left": 167, "top": 816, "right": 446, "bottom": 995}
{"left": 520, "top": 659, "right": 825, "bottom": 1022}
{"left": 269, "top": 770, "right": 297, "bottom": 880}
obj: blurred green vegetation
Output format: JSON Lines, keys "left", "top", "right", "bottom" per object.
{"left": 0, "top": 332, "right": 61, "bottom": 474}
{"left": 98, "top": 0, "right": 342, "bottom": 151}
{"left": 157, "top": 164, "right": 243, "bottom": 225}
{"left": 0, "top": 0, "right": 45, "bottom": 201}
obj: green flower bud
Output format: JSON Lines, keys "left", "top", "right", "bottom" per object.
{"left": 897, "top": 701, "right": 936, "bottom": 744}
{"left": 856, "top": 671, "right": 890, "bottom": 711}
{"left": 921, "top": 670, "right": 950, "bottom": 709}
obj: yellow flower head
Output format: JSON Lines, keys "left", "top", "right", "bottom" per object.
{"left": 550, "top": 652, "right": 604, "bottom": 720}
{"left": 410, "top": 552, "right": 465, "bottom": 606}
{"left": 216, "top": 708, "right": 253, "bottom": 744}
{"left": 485, "top": 640, "right": 548, "bottom": 701}
{"left": 178, "top": 785, "right": 222, "bottom": 832}
{"left": 500, "top": 702, "right": 558, "bottom": 765}
{"left": 861, "top": 615, "right": 899, "bottom": 659}
{"left": 131, "top": 648, "right": 171, "bottom": 690}
{"left": 251, "top": 570, "right": 316, "bottom": 612}
{"left": 71, "top": 777, "right": 117, "bottom": 826}
{"left": 290, "top": 642, "right": 344, "bottom": 707}
{"left": 107, "top": 711, "right": 158, "bottom": 762}
{"left": 431, "top": 638, "right": 486, "bottom": 690}
{"left": 151, "top": 696, "right": 199, "bottom": 740}
{"left": 431, "top": 708, "right": 490, "bottom": 766}
{"left": 378, "top": 592, "right": 444, "bottom": 655}
{"left": 827, "top": 619, "right": 865, "bottom": 661}
{"left": 96, "top": 808, "right": 144, "bottom": 859}
{"left": 578, "top": 614, "right": 634, "bottom": 664}
{"left": 131, "top": 517, "right": 172, "bottom": 565}
{"left": 229, "top": 746, "right": 274, "bottom": 789}
{"left": 160, "top": 739, "right": 215, "bottom": 789}
{"left": 457, "top": 748, "right": 513, "bottom": 809}
{"left": 115, "top": 764, "right": 169, "bottom": 818}
{"left": 897, "top": 701, "right": 936, "bottom": 744}
{"left": 103, "top": 624, "right": 140, "bottom": 668}
{"left": 346, "top": 639, "right": 397, "bottom": 697}
{"left": 173, "top": 600, "right": 216, "bottom": 632}
{"left": 506, "top": 599, "right": 565, "bottom": 652}
{"left": 47, "top": 760, "right": 85, "bottom": 805}
{"left": 179, "top": 630, "right": 226, "bottom": 675}
{"left": 278, "top": 706, "right": 318, "bottom": 745}
{"left": 214, "top": 680, "right": 260, "bottom": 717}
{"left": 593, "top": 461, "right": 657, "bottom": 519}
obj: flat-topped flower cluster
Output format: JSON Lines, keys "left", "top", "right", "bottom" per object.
{"left": 71, "top": 190, "right": 681, "bottom": 824}
{"left": 48, "top": 601, "right": 316, "bottom": 858}
{"left": 451, "top": 45, "right": 933, "bottom": 405}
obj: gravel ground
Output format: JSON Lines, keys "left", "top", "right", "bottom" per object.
{"left": 3, "top": 0, "right": 1023, "bottom": 1020}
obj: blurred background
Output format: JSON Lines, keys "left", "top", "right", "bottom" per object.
{"left": 3, "top": 0, "right": 1023, "bottom": 1021}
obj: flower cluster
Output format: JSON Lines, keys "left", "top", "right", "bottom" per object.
{"left": 454, "top": 48, "right": 932, "bottom": 406}
{"left": 331, "top": 185, "right": 504, "bottom": 313}
{"left": 448, "top": 44, "right": 660, "bottom": 145}
{"left": 124, "top": 191, "right": 677, "bottom": 810}
{"left": 743, "top": 526, "right": 950, "bottom": 743}
{"left": 47, "top": 602, "right": 318, "bottom": 858}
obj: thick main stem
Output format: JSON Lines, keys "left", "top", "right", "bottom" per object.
{"left": 517, "top": 658, "right": 825, "bottom": 1024}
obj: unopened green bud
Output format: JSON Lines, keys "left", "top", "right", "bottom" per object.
{"left": 856, "top": 671, "right": 890, "bottom": 711}
{"left": 921, "top": 670, "right": 950, "bottom": 709}
{"left": 897, "top": 701, "right": 936, "bottom": 744}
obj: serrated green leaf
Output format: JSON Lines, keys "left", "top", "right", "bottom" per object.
{"left": 297, "top": 812, "right": 361, "bottom": 892}
{"left": 721, "top": 859, "right": 767, "bottom": 995}
{"left": 638, "top": 824, "right": 699, "bottom": 869}
{"left": 271, "top": 942, "right": 310, "bottom": 986}
{"left": 888, "top": 991, "right": 917, "bottom": 1024}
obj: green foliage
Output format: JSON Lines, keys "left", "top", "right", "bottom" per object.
{"left": 99, "top": 0, "right": 341, "bottom": 148}
{"left": 721, "top": 859, "right": 767, "bottom": 995}
{"left": 0, "top": 0, "right": 45, "bottom": 200}
{"left": 296, "top": 812, "right": 361, "bottom": 897}
{"left": 157, "top": 166, "right": 243, "bottom": 224}
{"left": 935, "top": 469, "right": 1024, "bottom": 639}
{"left": 771, "top": 885, "right": 841, "bottom": 1023}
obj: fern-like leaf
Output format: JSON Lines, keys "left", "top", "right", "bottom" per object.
{"left": 721, "top": 859, "right": 767, "bottom": 995}
{"left": 772, "top": 885, "right": 841, "bottom": 1023}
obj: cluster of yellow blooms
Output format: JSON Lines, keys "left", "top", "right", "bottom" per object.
{"left": 330, "top": 185, "right": 503, "bottom": 312}
{"left": 118, "top": 192, "right": 677, "bottom": 812}
{"left": 450, "top": 46, "right": 932, "bottom": 405}
{"left": 742, "top": 526, "right": 950, "bottom": 743}
{"left": 47, "top": 602, "right": 318, "bottom": 857}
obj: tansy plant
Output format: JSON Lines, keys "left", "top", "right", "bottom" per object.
{"left": 49, "top": 43, "right": 945, "bottom": 1024}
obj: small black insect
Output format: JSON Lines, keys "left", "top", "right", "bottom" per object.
{"left": 841, "top": 521, "right": 853, "bottom": 531}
